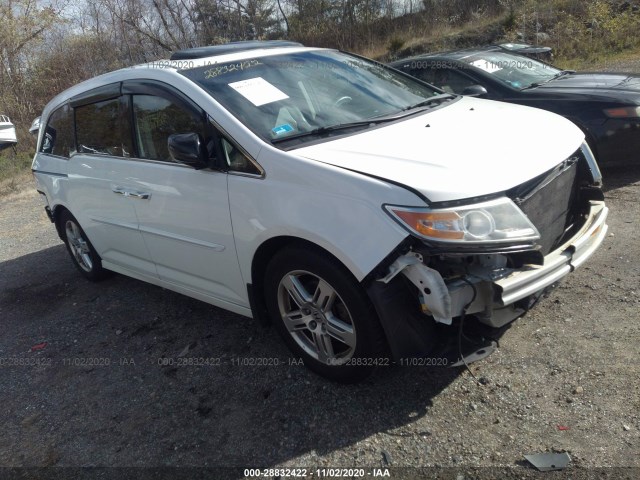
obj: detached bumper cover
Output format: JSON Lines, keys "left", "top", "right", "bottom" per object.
{"left": 495, "top": 201, "right": 608, "bottom": 306}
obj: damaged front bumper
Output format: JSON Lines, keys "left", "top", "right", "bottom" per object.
{"left": 495, "top": 201, "right": 608, "bottom": 306}
{"left": 367, "top": 200, "right": 608, "bottom": 360}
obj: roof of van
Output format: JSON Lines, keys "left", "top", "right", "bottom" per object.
{"left": 170, "top": 41, "right": 304, "bottom": 60}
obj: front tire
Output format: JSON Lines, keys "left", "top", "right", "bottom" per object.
{"left": 264, "top": 246, "right": 388, "bottom": 383}
{"left": 59, "top": 210, "right": 109, "bottom": 281}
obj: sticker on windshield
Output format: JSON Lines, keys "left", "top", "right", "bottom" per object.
{"left": 272, "top": 124, "right": 294, "bottom": 136}
{"left": 470, "top": 59, "right": 502, "bottom": 74}
{"left": 228, "top": 77, "right": 289, "bottom": 106}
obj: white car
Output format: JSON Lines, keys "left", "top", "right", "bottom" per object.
{"left": 32, "top": 41, "right": 608, "bottom": 382}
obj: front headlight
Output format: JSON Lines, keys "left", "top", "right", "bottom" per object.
{"left": 386, "top": 197, "right": 540, "bottom": 245}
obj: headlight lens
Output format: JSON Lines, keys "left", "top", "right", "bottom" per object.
{"left": 386, "top": 197, "right": 540, "bottom": 244}
{"left": 603, "top": 106, "right": 640, "bottom": 118}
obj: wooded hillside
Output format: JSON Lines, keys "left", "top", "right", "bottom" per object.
{"left": 2, "top": 0, "right": 640, "bottom": 162}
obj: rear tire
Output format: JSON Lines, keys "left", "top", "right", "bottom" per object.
{"left": 59, "top": 210, "right": 109, "bottom": 281}
{"left": 264, "top": 246, "right": 388, "bottom": 383}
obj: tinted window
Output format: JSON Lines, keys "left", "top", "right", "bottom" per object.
{"left": 221, "top": 137, "right": 260, "bottom": 175}
{"left": 417, "top": 69, "right": 477, "bottom": 94}
{"left": 409, "top": 68, "right": 438, "bottom": 86}
{"left": 76, "top": 98, "right": 132, "bottom": 157}
{"left": 132, "top": 95, "right": 205, "bottom": 162}
{"left": 458, "top": 51, "right": 560, "bottom": 89}
{"left": 40, "top": 104, "right": 74, "bottom": 157}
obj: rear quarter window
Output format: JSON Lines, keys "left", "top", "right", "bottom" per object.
{"left": 40, "top": 104, "right": 74, "bottom": 158}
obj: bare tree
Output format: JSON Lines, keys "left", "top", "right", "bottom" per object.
{"left": 0, "top": 0, "right": 61, "bottom": 124}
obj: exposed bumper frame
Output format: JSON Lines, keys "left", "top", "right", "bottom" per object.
{"left": 495, "top": 201, "right": 608, "bottom": 306}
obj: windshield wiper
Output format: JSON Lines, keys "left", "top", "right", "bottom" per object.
{"left": 272, "top": 114, "right": 409, "bottom": 144}
{"left": 522, "top": 70, "right": 575, "bottom": 90}
{"left": 402, "top": 93, "right": 455, "bottom": 111}
{"left": 272, "top": 94, "right": 455, "bottom": 145}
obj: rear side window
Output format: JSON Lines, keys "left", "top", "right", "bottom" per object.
{"left": 40, "top": 104, "right": 74, "bottom": 158}
{"left": 132, "top": 95, "right": 205, "bottom": 162}
{"left": 76, "top": 98, "right": 132, "bottom": 157}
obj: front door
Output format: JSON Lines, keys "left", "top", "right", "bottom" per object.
{"left": 121, "top": 84, "right": 247, "bottom": 309}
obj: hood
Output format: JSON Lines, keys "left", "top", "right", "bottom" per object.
{"left": 539, "top": 72, "right": 640, "bottom": 94}
{"left": 295, "top": 96, "right": 585, "bottom": 203}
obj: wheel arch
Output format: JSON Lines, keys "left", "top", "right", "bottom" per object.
{"left": 51, "top": 203, "right": 72, "bottom": 240}
{"left": 248, "top": 236, "right": 361, "bottom": 326}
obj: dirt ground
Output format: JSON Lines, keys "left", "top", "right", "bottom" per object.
{"left": 0, "top": 160, "right": 638, "bottom": 480}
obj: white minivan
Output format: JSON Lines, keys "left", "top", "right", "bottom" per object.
{"left": 32, "top": 41, "right": 608, "bottom": 382}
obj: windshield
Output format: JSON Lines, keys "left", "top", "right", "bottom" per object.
{"left": 457, "top": 51, "right": 561, "bottom": 89}
{"left": 180, "top": 50, "right": 442, "bottom": 143}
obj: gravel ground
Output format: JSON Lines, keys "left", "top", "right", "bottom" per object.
{"left": 1, "top": 163, "right": 638, "bottom": 480}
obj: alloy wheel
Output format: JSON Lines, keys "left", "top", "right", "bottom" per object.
{"left": 277, "top": 270, "right": 357, "bottom": 365}
{"left": 65, "top": 220, "right": 93, "bottom": 272}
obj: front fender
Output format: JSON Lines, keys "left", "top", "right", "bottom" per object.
{"left": 229, "top": 147, "right": 423, "bottom": 287}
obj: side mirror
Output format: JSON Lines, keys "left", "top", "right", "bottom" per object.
{"left": 462, "top": 85, "right": 488, "bottom": 97}
{"left": 29, "top": 116, "right": 41, "bottom": 136}
{"left": 168, "top": 133, "right": 208, "bottom": 169}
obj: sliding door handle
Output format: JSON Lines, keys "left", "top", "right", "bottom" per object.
{"left": 112, "top": 187, "right": 151, "bottom": 200}
{"left": 128, "top": 191, "right": 151, "bottom": 200}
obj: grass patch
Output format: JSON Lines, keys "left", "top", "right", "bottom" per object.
{"left": 0, "top": 151, "right": 33, "bottom": 194}
{"left": 0, "top": 171, "right": 33, "bottom": 197}
{"left": 555, "top": 45, "right": 640, "bottom": 71}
